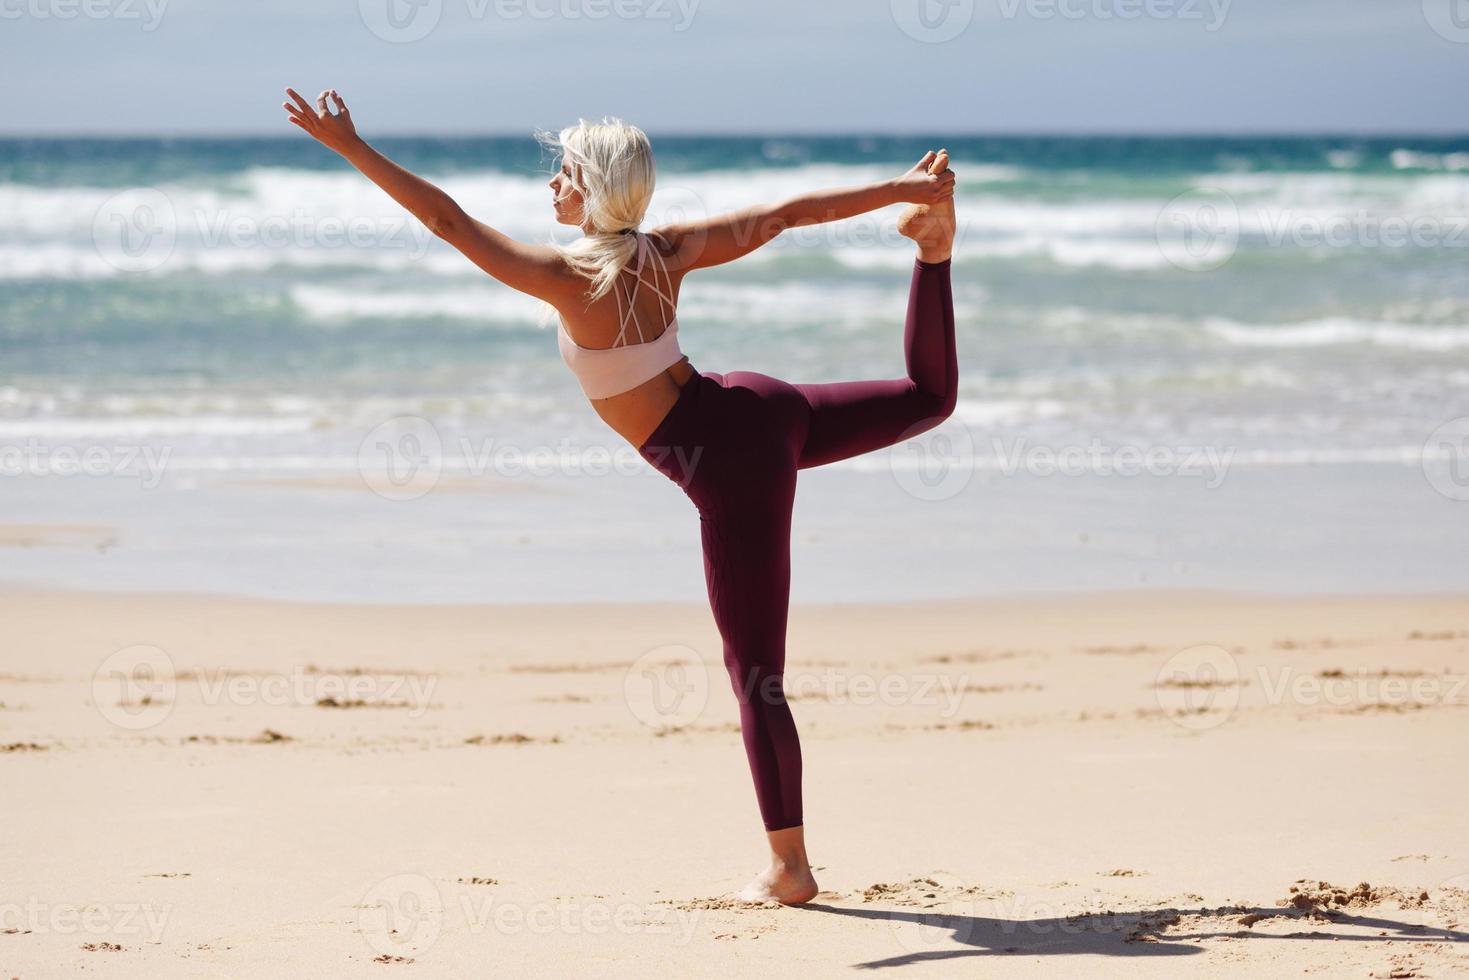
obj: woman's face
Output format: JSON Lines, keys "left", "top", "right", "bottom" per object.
{"left": 548, "top": 159, "right": 585, "bottom": 226}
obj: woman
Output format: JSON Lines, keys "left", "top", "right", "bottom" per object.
{"left": 282, "top": 87, "right": 958, "bottom": 906}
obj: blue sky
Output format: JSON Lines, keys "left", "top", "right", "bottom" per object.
{"left": 4, "top": 0, "right": 1467, "bottom": 134}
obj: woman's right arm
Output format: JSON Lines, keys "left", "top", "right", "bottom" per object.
{"left": 654, "top": 151, "right": 954, "bottom": 272}
{"left": 283, "top": 87, "right": 577, "bottom": 304}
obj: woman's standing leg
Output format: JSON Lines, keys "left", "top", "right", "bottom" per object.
{"left": 640, "top": 370, "right": 818, "bottom": 904}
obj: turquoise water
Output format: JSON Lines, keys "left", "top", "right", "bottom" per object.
{"left": 4, "top": 134, "right": 1467, "bottom": 476}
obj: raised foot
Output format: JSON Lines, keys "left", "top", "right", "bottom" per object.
{"left": 897, "top": 148, "right": 956, "bottom": 263}
{"left": 738, "top": 863, "right": 820, "bottom": 906}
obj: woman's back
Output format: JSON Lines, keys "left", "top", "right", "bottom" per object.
{"left": 554, "top": 231, "right": 697, "bottom": 445}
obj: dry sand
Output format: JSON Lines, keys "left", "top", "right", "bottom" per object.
{"left": 2, "top": 589, "right": 1466, "bottom": 977}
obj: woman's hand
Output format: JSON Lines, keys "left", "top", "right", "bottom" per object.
{"left": 282, "top": 87, "right": 361, "bottom": 156}
{"left": 892, "top": 150, "right": 955, "bottom": 205}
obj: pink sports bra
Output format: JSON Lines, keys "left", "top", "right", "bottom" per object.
{"left": 557, "top": 232, "right": 685, "bottom": 399}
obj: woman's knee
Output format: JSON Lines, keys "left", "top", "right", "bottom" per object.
{"left": 908, "top": 379, "right": 958, "bottom": 430}
{"left": 724, "top": 657, "right": 787, "bottom": 708}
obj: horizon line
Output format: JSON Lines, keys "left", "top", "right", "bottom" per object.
{"left": 2, "top": 128, "right": 1468, "bottom": 141}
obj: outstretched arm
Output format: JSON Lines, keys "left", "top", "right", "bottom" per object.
{"left": 654, "top": 150, "right": 955, "bottom": 272}
{"left": 282, "top": 87, "right": 575, "bottom": 302}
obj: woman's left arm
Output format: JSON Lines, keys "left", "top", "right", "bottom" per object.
{"left": 655, "top": 151, "right": 955, "bottom": 272}
{"left": 283, "top": 87, "right": 575, "bottom": 302}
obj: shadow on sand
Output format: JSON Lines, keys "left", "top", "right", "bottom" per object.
{"left": 797, "top": 900, "right": 1469, "bottom": 970}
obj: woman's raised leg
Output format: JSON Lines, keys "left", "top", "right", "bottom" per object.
{"left": 793, "top": 255, "right": 957, "bottom": 469}
{"left": 793, "top": 179, "right": 958, "bottom": 468}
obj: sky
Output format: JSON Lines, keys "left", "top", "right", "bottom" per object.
{"left": 4, "top": 0, "right": 1468, "bottom": 135}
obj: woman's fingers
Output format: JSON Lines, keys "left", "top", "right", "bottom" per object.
{"left": 329, "top": 89, "right": 348, "bottom": 114}
{"left": 282, "top": 102, "right": 311, "bottom": 125}
{"left": 316, "top": 90, "right": 331, "bottom": 114}
{"left": 285, "top": 87, "right": 314, "bottom": 117}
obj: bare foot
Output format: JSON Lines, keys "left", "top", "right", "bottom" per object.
{"left": 737, "top": 862, "right": 819, "bottom": 905}
{"left": 897, "top": 148, "right": 956, "bottom": 263}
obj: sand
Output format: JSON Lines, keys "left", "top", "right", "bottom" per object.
{"left": 2, "top": 589, "right": 1466, "bottom": 977}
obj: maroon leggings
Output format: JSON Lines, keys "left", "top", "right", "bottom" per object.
{"left": 637, "top": 258, "right": 957, "bottom": 831}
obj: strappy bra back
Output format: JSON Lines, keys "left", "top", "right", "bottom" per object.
{"left": 557, "top": 232, "right": 686, "bottom": 399}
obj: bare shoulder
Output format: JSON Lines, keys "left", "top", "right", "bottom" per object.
{"left": 538, "top": 248, "right": 596, "bottom": 308}
{"left": 644, "top": 226, "right": 698, "bottom": 277}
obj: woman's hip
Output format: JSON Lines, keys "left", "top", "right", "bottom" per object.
{"left": 637, "top": 368, "right": 809, "bottom": 490}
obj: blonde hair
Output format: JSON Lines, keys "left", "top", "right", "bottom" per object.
{"left": 538, "top": 117, "right": 656, "bottom": 304}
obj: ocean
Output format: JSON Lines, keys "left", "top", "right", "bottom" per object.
{"left": 2, "top": 134, "right": 1467, "bottom": 602}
